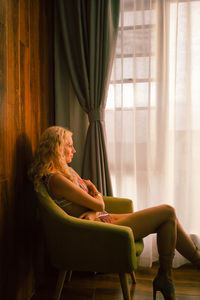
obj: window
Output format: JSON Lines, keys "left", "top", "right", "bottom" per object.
{"left": 105, "top": 0, "right": 157, "bottom": 199}
{"left": 106, "top": 0, "right": 156, "bottom": 110}
{"left": 105, "top": 0, "right": 200, "bottom": 214}
{"left": 105, "top": 0, "right": 200, "bottom": 265}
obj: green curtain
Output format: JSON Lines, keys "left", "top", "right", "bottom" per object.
{"left": 55, "top": 0, "right": 120, "bottom": 195}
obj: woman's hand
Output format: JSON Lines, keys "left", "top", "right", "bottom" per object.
{"left": 83, "top": 179, "right": 98, "bottom": 196}
{"left": 79, "top": 210, "right": 99, "bottom": 221}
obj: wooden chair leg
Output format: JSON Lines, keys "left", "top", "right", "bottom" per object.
{"left": 54, "top": 270, "right": 67, "bottom": 300}
{"left": 119, "top": 273, "right": 131, "bottom": 300}
{"left": 130, "top": 271, "right": 136, "bottom": 284}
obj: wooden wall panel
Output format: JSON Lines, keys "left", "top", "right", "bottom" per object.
{"left": 0, "top": 1, "right": 6, "bottom": 179}
{"left": 0, "top": 0, "right": 54, "bottom": 299}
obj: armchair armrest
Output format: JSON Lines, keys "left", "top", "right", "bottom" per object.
{"left": 103, "top": 196, "right": 134, "bottom": 214}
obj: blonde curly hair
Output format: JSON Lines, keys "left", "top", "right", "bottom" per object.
{"left": 28, "top": 126, "right": 75, "bottom": 190}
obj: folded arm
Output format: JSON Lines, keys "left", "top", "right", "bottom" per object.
{"left": 48, "top": 173, "right": 105, "bottom": 212}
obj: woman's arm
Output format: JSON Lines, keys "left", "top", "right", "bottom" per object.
{"left": 48, "top": 173, "right": 105, "bottom": 212}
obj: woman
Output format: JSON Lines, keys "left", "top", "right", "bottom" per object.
{"left": 29, "top": 126, "right": 200, "bottom": 300}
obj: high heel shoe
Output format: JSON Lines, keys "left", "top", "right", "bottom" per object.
{"left": 153, "top": 272, "right": 175, "bottom": 300}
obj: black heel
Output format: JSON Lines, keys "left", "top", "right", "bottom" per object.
{"left": 153, "top": 273, "right": 175, "bottom": 300}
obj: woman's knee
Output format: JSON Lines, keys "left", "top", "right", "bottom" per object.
{"left": 161, "top": 204, "right": 176, "bottom": 220}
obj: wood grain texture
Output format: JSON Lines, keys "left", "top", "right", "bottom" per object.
{"left": 31, "top": 264, "right": 200, "bottom": 300}
{"left": 0, "top": 0, "right": 54, "bottom": 299}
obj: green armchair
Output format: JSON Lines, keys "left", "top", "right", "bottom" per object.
{"left": 36, "top": 183, "right": 144, "bottom": 300}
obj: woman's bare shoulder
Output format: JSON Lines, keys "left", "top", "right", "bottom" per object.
{"left": 48, "top": 171, "right": 74, "bottom": 189}
{"left": 49, "top": 171, "right": 71, "bottom": 184}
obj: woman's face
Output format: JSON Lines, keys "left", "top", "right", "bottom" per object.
{"left": 64, "top": 136, "right": 76, "bottom": 164}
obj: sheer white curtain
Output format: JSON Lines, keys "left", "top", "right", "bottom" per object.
{"left": 105, "top": 0, "right": 200, "bottom": 267}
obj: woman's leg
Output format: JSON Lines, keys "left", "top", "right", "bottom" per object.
{"left": 111, "top": 204, "right": 177, "bottom": 277}
{"left": 111, "top": 205, "right": 200, "bottom": 265}
{"left": 111, "top": 204, "right": 178, "bottom": 299}
{"left": 111, "top": 204, "right": 176, "bottom": 241}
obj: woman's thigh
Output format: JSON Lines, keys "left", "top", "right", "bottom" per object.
{"left": 110, "top": 204, "right": 175, "bottom": 240}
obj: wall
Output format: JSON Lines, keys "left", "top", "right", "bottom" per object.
{"left": 0, "top": 0, "right": 54, "bottom": 299}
